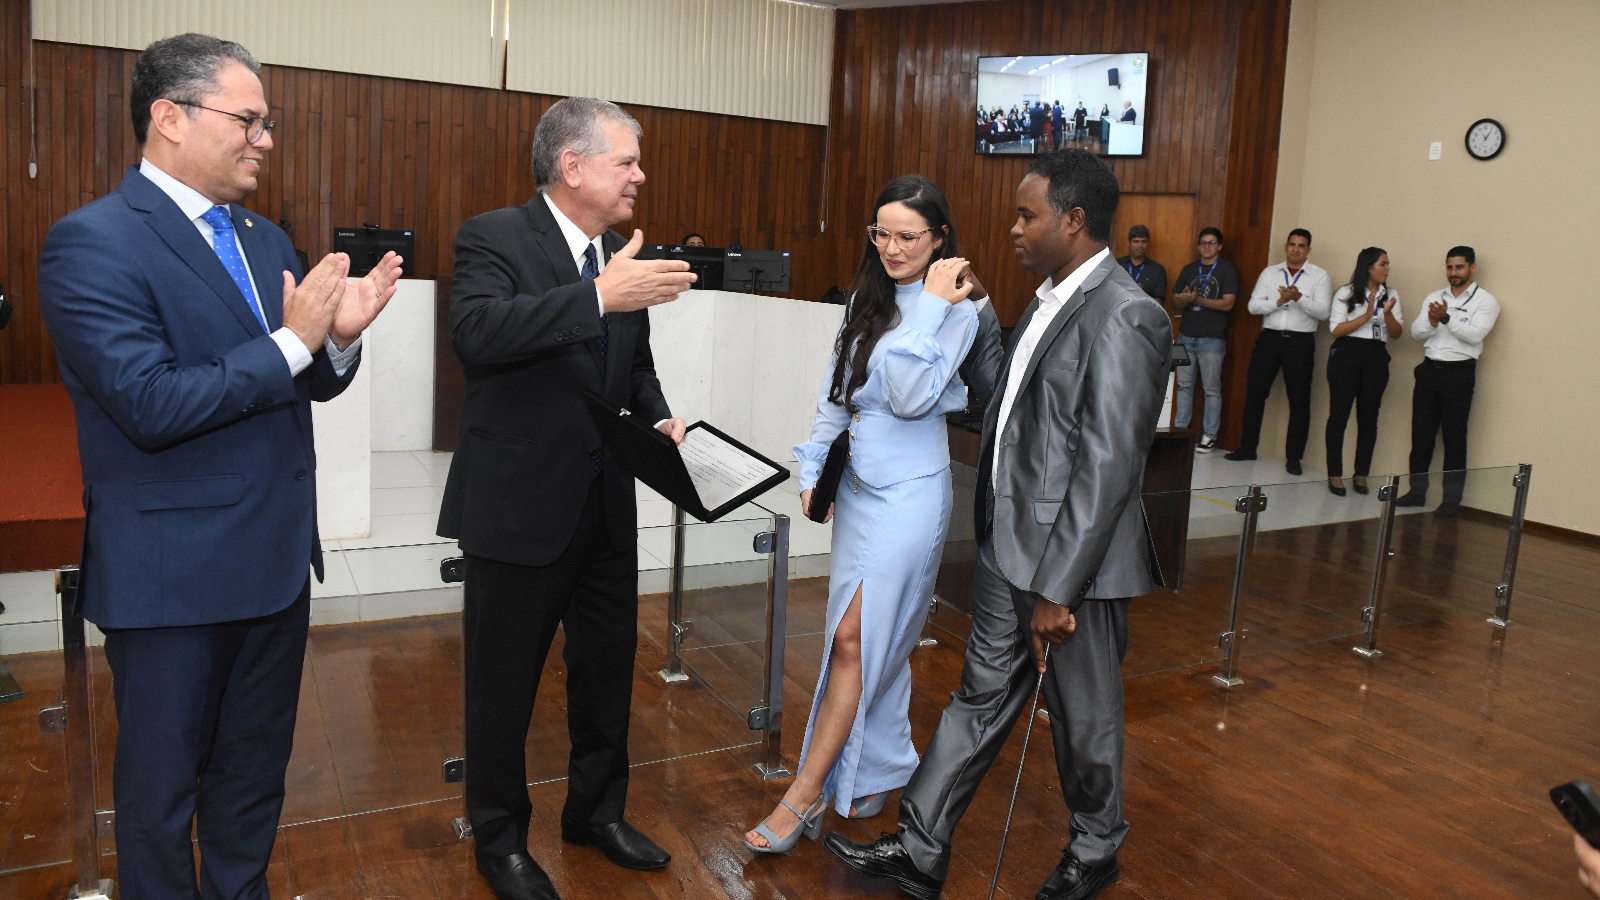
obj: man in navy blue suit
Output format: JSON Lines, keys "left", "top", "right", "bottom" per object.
{"left": 37, "top": 33, "right": 400, "bottom": 899}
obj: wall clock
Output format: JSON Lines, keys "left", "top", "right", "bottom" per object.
{"left": 1465, "top": 118, "right": 1505, "bottom": 160}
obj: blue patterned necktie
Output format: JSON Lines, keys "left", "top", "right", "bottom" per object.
{"left": 581, "top": 243, "right": 607, "bottom": 478}
{"left": 582, "top": 243, "right": 608, "bottom": 363}
{"left": 200, "top": 205, "right": 269, "bottom": 332}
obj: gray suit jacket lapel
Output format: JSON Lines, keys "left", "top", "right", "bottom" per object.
{"left": 1015, "top": 255, "right": 1118, "bottom": 387}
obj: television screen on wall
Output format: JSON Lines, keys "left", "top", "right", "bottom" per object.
{"left": 975, "top": 53, "right": 1148, "bottom": 157}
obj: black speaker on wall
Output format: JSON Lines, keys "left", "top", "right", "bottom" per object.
{"left": 1108, "top": 67, "right": 1120, "bottom": 87}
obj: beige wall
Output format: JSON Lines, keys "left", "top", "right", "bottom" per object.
{"left": 1262, "top": 0, "right": 1600, "bottom": 534}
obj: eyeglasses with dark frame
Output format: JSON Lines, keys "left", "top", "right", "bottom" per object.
{"left": 867, "top": 225, "right": 933, "bottom": 249}
{"left": 175, "top": 101, "right": 276, "bottom": 145}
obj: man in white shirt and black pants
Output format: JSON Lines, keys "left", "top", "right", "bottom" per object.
{"left": 1225, "top": 228, "right": 1331, "bottom": 474}
{"left": 1395, "top": 246, "right": 1500, "bottom": 517}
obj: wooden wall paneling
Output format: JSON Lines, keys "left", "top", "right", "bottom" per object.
{"left": 1110, "top": 192, "right": 1199, "bottom": 304}
{"left": 1, "top": 28, "right": 832, "bottom": 384}
{"left": 1217, "top": 0, "right": 1294, "bottom": 447}
{"left": 0, "top": 0, "right": 21, "bottom": 384}
{"left": 827, "top": 0, "right": 1291, "bottom": 448}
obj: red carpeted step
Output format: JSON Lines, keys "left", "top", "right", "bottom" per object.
{"left": 0, "top": 384, "right": 84, "bottom": 573}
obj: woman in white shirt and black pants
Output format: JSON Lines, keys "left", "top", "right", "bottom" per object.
{"left": 1324, "top": 247, "right": 1402, "bottom": 495}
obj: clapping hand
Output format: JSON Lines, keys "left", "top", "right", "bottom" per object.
{"left": 331, "top": 251, "right": 403, "bottom": 348}
{"left": 1427, "top": 299, "right": 1448, "bottom": 326}
{"left": 282, "top": 253, "right": 350, "bottom": 353}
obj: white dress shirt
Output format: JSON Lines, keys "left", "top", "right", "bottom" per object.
{"left": 543, "top": 192, "right": 609, "bottom": 318}
{"left": 139, "top": 159, "right": 361, "bottom": 377}
{"left": 992, "top": 247, "right": 1111, "bottom": 486}
{"left": 1410, "top": 282, "right": 1500, "bottom": 361}
{"left": 1246, "top": 261, "right": 1332, "bottom": 332}
{"left": 1329, "top": 285, "right": 1401, "bottom": 342}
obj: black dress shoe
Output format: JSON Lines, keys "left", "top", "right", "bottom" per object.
{"left": 1327, "top": 479, "right": 1346, "bottom": 497}
{"left": 823, "top": 831, "right": 944, "bottom": 900}
{"left": 476, "top": 851, "right": 559, "bottom": 900}
{"left": 1394, "top": 491, "right": 1427, "bottom": 508}
{"left": 1223, "top": 448, "right": 1256, "bottom": 461}
{"left": 561, "top": 819, "right": 670, "bottom": 870}
{"left": 1352, "top": 477, "right": 1369, "bottom": 495}
{"left": 1035, "top": 851, "right": 1119, "bottom": 900}
{"left": 1433, "top": 503, "right": 1460, "bottom": 518}
{"left": 1285, "top": 459, "right": 1303, "bottom": 476}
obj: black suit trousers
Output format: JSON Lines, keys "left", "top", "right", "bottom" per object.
{"left": 103, "top": 585, "right": 310, "bottom": 900}
{"left": 1406, "top": 359, "right": 1476, "bottom": 503}
{"left": 1237, "top": 329, "right": 1316, "bottom": 459}
{"left": 462, "top": 480, "right": 638, "bottom": 857}
{"left": 1324, "top": 337, "right": 1390, "bottom": 477}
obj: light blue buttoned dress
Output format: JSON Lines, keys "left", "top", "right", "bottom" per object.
{"left": 793, "top": 281, "right": 978, "bottom": 815}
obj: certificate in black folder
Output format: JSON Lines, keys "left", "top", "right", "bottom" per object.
{"left": 583, "top": 390, "right": 790, "bottom": 522}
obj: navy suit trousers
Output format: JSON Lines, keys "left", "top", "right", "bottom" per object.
{"left": 103, "top": 585, "right": 310, "bottom": 900}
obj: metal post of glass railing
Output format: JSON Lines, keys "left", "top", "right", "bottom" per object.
{"left": 750, "top": 513, "right": 791, "bottom": 780}
{"left": 1214, "top": 485, "right": 1265, "bottom": 689}
{"left": 1354, "top": 475, "right": 1401, "bottom": 658}
{"left": 37, "top": 567, "right": 113, "bottom": 899}
{"left": 1489, "top": 463, "right": 1532, "bottom": 628}
{"left": 658, "top": 504, "right": 690, "bottom": 683}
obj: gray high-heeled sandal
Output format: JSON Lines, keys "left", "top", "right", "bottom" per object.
{"left": 847, "top": 792, "right": 888, "bottom": 818}
{"left": 743, "top": 795, "right": 828, "bottom": 854}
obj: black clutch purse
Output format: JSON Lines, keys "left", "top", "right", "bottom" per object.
{"left": 808, "top": 429, "right": 850, "bottom": 523}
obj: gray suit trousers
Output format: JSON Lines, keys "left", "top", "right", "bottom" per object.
{"left": 898, "top": 538, "right": 1130, "bottom": 879}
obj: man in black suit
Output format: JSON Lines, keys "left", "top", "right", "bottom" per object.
{"left": 1120, "top": 101, "right": 1137, "bottom": 123}
{"left": 438, "top": 96, "right": 696, "bottom": 900}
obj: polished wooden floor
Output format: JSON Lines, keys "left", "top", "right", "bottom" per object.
{"left": 3, "top": 513, "right": 1597, "bottom": 899}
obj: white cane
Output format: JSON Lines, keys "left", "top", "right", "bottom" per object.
{"left": 987, "top": 643, "right": 1051, "bottom": 900}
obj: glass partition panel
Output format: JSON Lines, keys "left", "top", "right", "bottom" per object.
{"left": 1125, "top": 485, "right": 1243, "bottom": 678}
{"left": 1238, "top": 478, "right": 1387, "bottom": 657}
{"left": 640, "top": 505, "right": 778, "bottom": 725}
{"left": 0, "top": 575, "right": 73, "bottom": 875}
{"left": 1384, "top": 466, "right": 1522, "bottom": 625}
{"left": 285, "top": 541, "right": 468, "bottom": 825}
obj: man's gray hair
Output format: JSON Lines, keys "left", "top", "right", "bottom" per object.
{"left": 130, "top": 33, "right": 260, "bottom": 145}
{"left": 531, "top": 97, "right": 642, "bottom": 191}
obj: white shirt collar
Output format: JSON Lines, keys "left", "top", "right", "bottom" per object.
{"left": 139, "top": 158, "right": 223, "bottom": 223}
{"left": 1034, "top": 247, "right": 1112, "bottom": 308}
{"left": 543, "top": 192, "right": 602, "bottom": 270}
{"left": 1446, "top": 281, "right": 1479, "bottom": 302}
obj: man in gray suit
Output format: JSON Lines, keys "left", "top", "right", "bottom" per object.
{"left": 825, "top": 150, "right": 1171, "bottom": 900}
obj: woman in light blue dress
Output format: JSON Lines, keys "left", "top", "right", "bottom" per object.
{"left": 744, "top": 176, "right": 1000, "bottom": 852}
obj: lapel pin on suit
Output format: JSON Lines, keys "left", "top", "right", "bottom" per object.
{"left": 245, "top": 219, "right": 252, "bottom": 228}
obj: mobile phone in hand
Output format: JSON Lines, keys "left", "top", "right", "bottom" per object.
{"left": 1551, "top": 781, "right": 1600, "bottom": 849}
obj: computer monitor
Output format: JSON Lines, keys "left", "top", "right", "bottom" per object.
{"left": 724, "top": 249, "right": 791, "bottom": 294}
{"left": 333, "top": 226, "right": 415, "bottom": 278}
{"left": 667, "top": 245, "right": 725, "bottom": 291}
